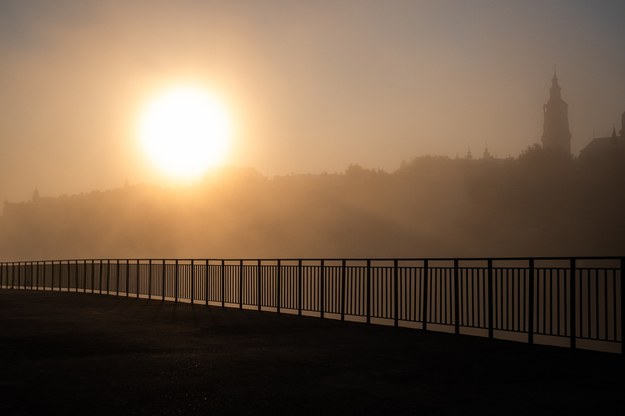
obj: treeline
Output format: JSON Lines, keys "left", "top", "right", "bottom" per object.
{"left": 1, "top": 147, "right": 624, "bottom": 261}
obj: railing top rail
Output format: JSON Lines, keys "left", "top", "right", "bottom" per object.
{"left": 2, "top": 256, "right": 624, "bottom": 264}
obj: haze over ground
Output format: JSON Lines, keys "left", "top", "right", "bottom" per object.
{"left": 1, "top": 0, "right": 625, "bottom": 202}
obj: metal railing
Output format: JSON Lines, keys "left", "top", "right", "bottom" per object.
{"left": 1, "top": 257, "right": 623, "bottom": 354}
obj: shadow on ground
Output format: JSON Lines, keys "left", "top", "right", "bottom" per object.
{"left": 1, "top": 290, "right": 623, "bottom": 415}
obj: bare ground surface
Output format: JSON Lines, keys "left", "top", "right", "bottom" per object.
{"left": 0, "top": 289, "right": 623, "bottom": 416}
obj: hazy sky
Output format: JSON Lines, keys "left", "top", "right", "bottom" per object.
{"left": 1, "top": 0, "right": 624, "bottom": 202}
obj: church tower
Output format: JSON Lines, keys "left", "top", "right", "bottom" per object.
{"left": 541, "top": 71, "right": 571, "bottom": 154}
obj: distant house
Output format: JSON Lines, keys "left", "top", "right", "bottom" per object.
{"left": 579, "top": 111, "right": 625, "bottom": 159}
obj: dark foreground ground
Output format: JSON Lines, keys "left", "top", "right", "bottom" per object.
{"left": 1, "top": 290, "right": 623, "bottom": 416}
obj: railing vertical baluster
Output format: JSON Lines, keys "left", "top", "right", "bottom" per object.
{"left": 148, "top": 260, "right": 152, "bottom": 300}
{"left": 454, "top": 259, "right": 460, "bottom": 335}
{"left": 277, "top": 260, "right": 281, "bottom": 314}
{"left": 570, "top": 258, "right": 577, "bottom": 350}
{"left": 488, "top": 259, "right": 494, "bottom": 339}
{"left": 67, "top": 260, "right": 71, "bottom": 292}
{"left": 422, "top": 260, "right": 429, "bottom": 331}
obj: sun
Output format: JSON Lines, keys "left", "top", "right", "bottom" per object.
{"left": 138, "top": 86, "right": 232, "bottom": 181}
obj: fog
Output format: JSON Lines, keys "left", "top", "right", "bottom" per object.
{"left": 2, "top": 1, "right": 625, "bottom": 202}
{"left": 2, "top": 147, "right": 624, "bottom": 261}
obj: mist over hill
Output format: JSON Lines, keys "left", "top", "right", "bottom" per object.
{"left": 2, "top": 147, "right": 624, "bottom": 261}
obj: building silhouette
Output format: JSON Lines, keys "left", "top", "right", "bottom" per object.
{"left": 541, "top": 71, "right": 572, "bottom": 155}
{"left": 579, "top": 111, "right": 625, "bottom": 159}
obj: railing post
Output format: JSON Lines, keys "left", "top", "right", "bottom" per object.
{"left": 75, "top": 260, "right": 79, "bottom": 292}
{"left": 488, "top": 259, "right": 494, "bottom": 339}
{"left": 174, "top": 259, "right": 179, "bottom": 303}
{"left": 276, "top": 260, "right": 281, "bottom": 314}
{"left": 161, "top": 260, "right": 166, "bottom": 301}
{"left": 221, "top": 260, "right": 225, "bottom": 308}
{"left": 127, "top": 259, "right": 131, "bottom": 298}
{"left": 320, "top": 260, "right": 325, "bottom": 319}
{"left": 97, "top": 260, "right": 102, "bottom": 293}
{"left": 298, "top": 259, "right": 302, "bottom": 316}
{"left": 366, "top": 259, "right": 371, "bottom": 324}
{"left": 422, "top": 260, "right": 429, "bottom": 331}
{"left": 239, "top": 260, "right": 243, "bottom": 309}
{"left": 106, "top": 259, "right": 111, "bottom": 295}
{"left": 621, "top": 257, "right": 624, "bottom": 355}
{"left": 341, "top": 260, "right": 346, "bottom": 321}
{"left": 136, "top": 259, "right": 140, "bottom": 299}
{"left": 570, "top": 258, "right": 577, "bottom": 350}
{"left": 257, "top": 260, "right": 262, "bottom": 311}
{"left": 528, "top": 259, "right": 535, "bottom": 345}
{"left": 190, "top": 259, "right": 195, "bottom": 305}
{"left": 205, "top": 260, "right": 209, "bottom": 306}
{"left": 454, "top": 259, "right": 460, "bottom": 335}
{"left": 148, "top": 259, "right": 152, "bottom": 300}
{"left": 116, "top": 260, "right": 120, "bottom": 296}
{"left": 394, "top": 260, "right": 399, "bottom": 327}
{"left": 82, "top": 261, "right": 86, "bottom": 293}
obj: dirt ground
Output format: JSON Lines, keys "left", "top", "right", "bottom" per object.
{"left": 1, "top": 289, "right": 623, "bottom": 415}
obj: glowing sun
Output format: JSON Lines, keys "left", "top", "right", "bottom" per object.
{"left": 138, "top": 87, "right": 232, "bottom": 180}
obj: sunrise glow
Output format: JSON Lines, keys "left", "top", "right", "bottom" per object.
{"left": 138, "top": 87, "right": 232, "bottom": 181}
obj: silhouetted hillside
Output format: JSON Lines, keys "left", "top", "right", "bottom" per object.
{"left": 2, "top": 148, "right": 624, "bottom": 261}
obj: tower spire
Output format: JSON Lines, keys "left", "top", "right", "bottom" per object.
{"left": 541, "top": 70, "right": 571, "bottom": 154}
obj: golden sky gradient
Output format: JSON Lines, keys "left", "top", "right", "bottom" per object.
{"left": 1, "top": 0, "right": 624, "bottom": 202}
